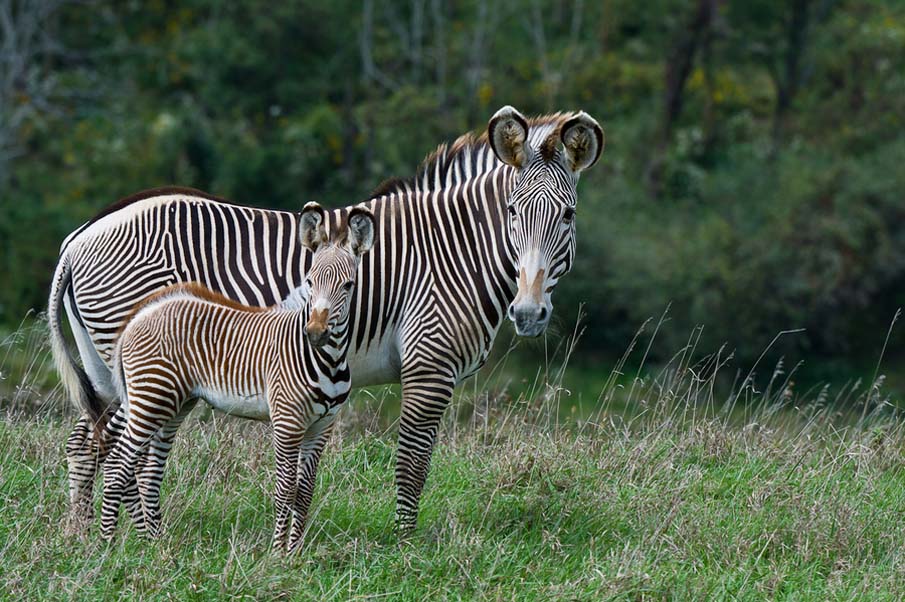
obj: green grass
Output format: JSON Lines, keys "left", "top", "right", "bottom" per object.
{"left": 2, "top": 317, "right": 904, "bottom": 599}
{"left": 2, "top": 399, "right": 905, "bottom": 600}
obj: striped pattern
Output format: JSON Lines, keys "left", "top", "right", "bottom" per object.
{"left": 99, "top": 204, "right": 372, "bottom": 550}
{"left": 51, "top": 106, "right": 604, "bottom": 534}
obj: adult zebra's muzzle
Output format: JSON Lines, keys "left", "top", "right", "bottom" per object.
{"left": 305, "top": 308, "right": 331, "bottom": 348}
{"left": 507, "top": 267, "right": 551, "bottom": 337}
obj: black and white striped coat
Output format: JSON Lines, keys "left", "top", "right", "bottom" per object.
{"left": 52, "top": 106, "right": 605, "bottom": 533}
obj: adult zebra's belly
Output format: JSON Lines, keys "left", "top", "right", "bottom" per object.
{"left": 346, "top": 335, "right": 402, "bottom": 387}
{"left": 194, "top": 387, "right": 271, "bottom": 420}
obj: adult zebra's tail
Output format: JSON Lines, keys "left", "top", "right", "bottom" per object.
{"left": 48, "top": 253, "right": 106, "bottom": 438}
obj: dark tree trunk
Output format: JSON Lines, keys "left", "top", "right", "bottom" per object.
{"left": 645, "top": 0, "right": 716, "bottom": 197}
{"left": 662, "top": 0, "right": 715, "bottom": 141}
{"left": 772, "top": 0, "right": 812, "bottom": 147}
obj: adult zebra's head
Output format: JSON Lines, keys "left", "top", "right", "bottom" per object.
{"left": 489, "top": 106, "right": 605, "bottom": 337}
{"left": 300, "top": 202, "right": 376, "bottom": 348}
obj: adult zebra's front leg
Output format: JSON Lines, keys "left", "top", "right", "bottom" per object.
{"left": 395, "top": 361, "right": 457, "bottom": 533}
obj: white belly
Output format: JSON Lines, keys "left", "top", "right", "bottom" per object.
{"left": 195, "top": 387, "right": 271, "bottom": 420}
{"left": 347, "top": 335, "right": 401, "bottom": 387}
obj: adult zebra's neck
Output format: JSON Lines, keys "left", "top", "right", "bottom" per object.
{"left": 363, "top": 114, "right": 568, "bottom": 295}
{"left": 367, "top": 152, "right": 522, "bottom": 276}
{"left": 366, "top": 164, "right": 521, "bottom": 335}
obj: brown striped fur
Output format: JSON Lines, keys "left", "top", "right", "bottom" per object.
{"left": 539, "top": 125, "right": 565, "bottom": 162}
{"left": 117, "top": 283, "right": 270, "bottom": 339}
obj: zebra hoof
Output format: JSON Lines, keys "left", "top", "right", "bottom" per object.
{"left": 286, "top": 536, "right": 307, "bottom": 556}
{"left": 271, "top": 539, "right": 288, "bottom": 556}
{"left": 393, "top": 516, "right": 417, "bottom": 540}
{"left": 63, "top": 514, "right": 92, "bottom": 540}
{"left": 137, "top": 526, "right": 161, "bottom": 541}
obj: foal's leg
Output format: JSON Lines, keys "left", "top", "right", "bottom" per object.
{"left": 100, "top": 400, "right": 177, "bottom": 541}
{"left": 132, "top": 398, "right": 199, "bottom": 538}
{"left": 98, "top": 407, "right": 152, "bottom": 532}
{"left": 271, "top": 410, "right": 304, "bottom": 553}
{"left": 288, "top": 414, "right": 337, "bottom": 553}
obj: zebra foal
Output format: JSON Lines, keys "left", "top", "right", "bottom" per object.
{"left": 100, "top": 202, "right": 375, "bottom": 552}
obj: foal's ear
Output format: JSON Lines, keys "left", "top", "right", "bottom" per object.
{"left": 346, "top": 206, "right": 375, "bottom": 257}
{"left": 488, "top": 105, "right": 530, "bottom": 169}
{"left": 300, "top": 201, "right": 327, "bottom": 251}
{"left": 560, "top": 112, "right": 604, "bottom": 173}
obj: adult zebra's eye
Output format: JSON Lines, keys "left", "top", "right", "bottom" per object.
{"left": 342, "top": 280, "right": 355, "bottom": 291}
{"left": 507, "top": 205, "right": 517, "bottom": 218}
{"left": 563, "top": 207, "right": 576, "bottom": 224}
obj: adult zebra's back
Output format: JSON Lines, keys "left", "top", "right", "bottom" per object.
{"left": 53, "top": 106, "right": 605, "bottom": 532}
{"left": 49, "top": 188, "right": 307, "bottom": 432}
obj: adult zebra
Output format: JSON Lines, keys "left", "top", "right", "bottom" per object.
{"left": 50, "top": 106, "right": 604, "bottom": 533}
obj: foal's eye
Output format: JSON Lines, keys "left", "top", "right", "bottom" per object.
{"left": 562, "top": 207, "right": 576, "bottom": 224}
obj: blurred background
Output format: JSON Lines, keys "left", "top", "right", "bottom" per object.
{"left": 1, "top": 0, "right": 903, "bottom": 404}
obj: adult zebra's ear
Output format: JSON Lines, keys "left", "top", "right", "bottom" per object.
{"left": 560, "top": 112, "right": 604, "bottom": 173}
{"left": 300, "top": 201, "right": 327, "bottom": 251}
{"left": 347, "top": 206, "right": 375, "bottom": 257}
{"left": 488, "top": 105, "right": 530, "bottom": 169}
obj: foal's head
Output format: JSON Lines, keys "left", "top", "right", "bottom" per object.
{"left": 299, "top": 202, "right": 375, "bottom": 348}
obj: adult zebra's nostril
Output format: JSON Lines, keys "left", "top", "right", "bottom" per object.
{"left": 507, "top": 304, "right": 516, "bottom": 321}
{"left": 538, "top": 306, "right": 548, "bottom": 321}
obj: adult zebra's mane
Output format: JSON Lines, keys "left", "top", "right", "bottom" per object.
{"left": 367, "top": 113, "right": 573, "bottom": 200}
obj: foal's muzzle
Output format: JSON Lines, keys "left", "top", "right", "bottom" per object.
{"left": 305, "top": 309, "right": 330, "bottom": 348}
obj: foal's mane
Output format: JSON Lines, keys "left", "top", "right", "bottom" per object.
{"left": 117, "top": 282, "right": 270, "bottom": 338}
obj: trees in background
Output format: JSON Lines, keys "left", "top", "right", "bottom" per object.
{"left": 1, "top": 0, "right": 903, "bottom": 369}
{"left": 0, "top": 0, "right": 67, "bottom": 185}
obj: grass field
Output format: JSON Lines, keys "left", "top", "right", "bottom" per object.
{"left": 2, "top": 318, "right": 904, "bottom": 600}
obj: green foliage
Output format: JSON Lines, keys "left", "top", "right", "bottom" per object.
{"left": 1, "top": 0, "right": 903, "bottom": 372}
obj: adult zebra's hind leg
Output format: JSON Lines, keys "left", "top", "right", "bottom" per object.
{"left": 65, "top": 416, "right": 98, "bottom": 535}
{"left": 394, "top": 362, "right": 457, "bottom": 534}
{"left": 65, "top": 408, "right": 123, "bottom": 536}
{"left": 287, "top": 414, "right": 337, "bottom": 553}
